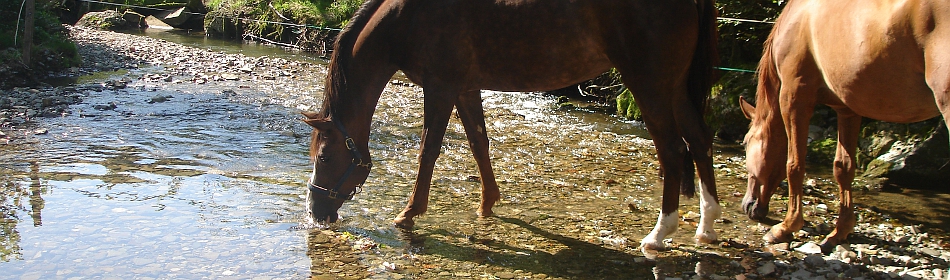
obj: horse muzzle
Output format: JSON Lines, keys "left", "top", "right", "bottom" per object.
{"left": 307, "top": 193, "right": 343, "bottom": 224}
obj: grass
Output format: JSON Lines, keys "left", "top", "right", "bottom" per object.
{"left": 203, "top": 0, "right": 363, "bottom": 50}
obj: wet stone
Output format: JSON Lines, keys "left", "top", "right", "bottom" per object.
{"left": 805, "top": 254, "right": 827, "bottom": 267}
{"left": 312, "top": 233, "right": 330, "bottom": 244}
{"left": 795, "top": 242, "right": 823, "bottom": 254}
{"left": 757, "top": 261, "right": 777, "bottom": 276}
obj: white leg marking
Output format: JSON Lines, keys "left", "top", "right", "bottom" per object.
{"left": 695, "top": 179, "right": 721, "bottom": 244}
{"left": 641, "top": 211, "right": 678, "bottom": 250}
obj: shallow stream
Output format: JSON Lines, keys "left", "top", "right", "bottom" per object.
{"left": 1, "top": 29, "right": 948, "bottom": 279}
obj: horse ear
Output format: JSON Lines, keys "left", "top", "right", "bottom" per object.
{"left": 739, "top": 97, "right": 756, "bottom": 120}
{"left": 301, "top": 112, "right": 334, "bottom": 130}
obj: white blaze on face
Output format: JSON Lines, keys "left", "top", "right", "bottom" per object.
{"left": 309, "top": 164, "right": 318, "bottom": 186}
{"left": 305, "top": 165, "right": 319, "bottom": 224}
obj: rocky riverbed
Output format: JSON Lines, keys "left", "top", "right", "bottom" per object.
{"left": 2, "top": 25, "right": 949, "bottom": 279}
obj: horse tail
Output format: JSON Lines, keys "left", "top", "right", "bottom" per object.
{"left": 687, "top": 0, "right": 720, "bottom": 114}
{"left": 681, "top": 0, "right": 720, "bottom": 198}
{"left": 320, "top": 0, "right": 387, "bottom": 117}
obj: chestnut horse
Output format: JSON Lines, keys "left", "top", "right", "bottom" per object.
{"left": 740, "top": 0, "right": 950, "bottom": 253}
{"left": 302, "top": 0, "right": 720, "bottom": 250}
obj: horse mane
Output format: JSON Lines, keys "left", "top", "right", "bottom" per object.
{"left": 751, "top": 10, "right": 786, "bottom": 130}
{"left": 319, "top": 0, "right": 386, "bottom": 119}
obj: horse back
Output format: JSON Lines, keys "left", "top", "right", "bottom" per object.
{"left": 368, "top": 0, "right": 702, "bottom": 92}
{"left": 770, "top": 0, "right": 942, "bottom": 122}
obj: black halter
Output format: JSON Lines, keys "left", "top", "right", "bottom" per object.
{"left": 308, "top": 118, "right": 372, "bottom": 200}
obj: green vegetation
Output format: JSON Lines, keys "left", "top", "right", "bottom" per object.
{"left": 204, "top": 0, "right": 363, "bottom": 50}
{"left": 0, "top": 0, "right": 81, "bottom": 87}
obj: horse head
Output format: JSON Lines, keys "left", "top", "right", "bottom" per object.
{"left": 739, "top": 97, "right": 787, "bottom": 222}
{"left": 301, "top": 111, "right": 372, "bottom": 224}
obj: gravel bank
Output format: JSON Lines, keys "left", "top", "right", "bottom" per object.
{"left": 2, "top": 25, "right": 949, "bottom": 279}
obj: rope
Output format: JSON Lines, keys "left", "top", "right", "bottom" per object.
{"left": 717, "top": 17, "right": 775, "bottom": 24}
{"left": 75, "top": 0, "right": 343, "bottom": 31}
{"left": 77, "top": 0, "right": 774, "bottom": 34}
{"left": 715, "top": 67, "right": 757, "bottom": 74}
{"left": 15, "top": 0, "right": 27, "bottom": 45}
{"left": 75, "top": 0, "right": 769, "bottom": 73}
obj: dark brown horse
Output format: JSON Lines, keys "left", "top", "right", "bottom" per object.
{"left": 741, "top": 0, "right": 950, "bottom": 253}
{"left": 302, "top": 0, "right": 720, "bottom": 250}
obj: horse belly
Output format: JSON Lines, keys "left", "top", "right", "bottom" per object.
{"left": 827, "top": 73, "right": 938, "bottom": 123}
{"left": 475, "top": 49, "right": 612, "bottom": 92}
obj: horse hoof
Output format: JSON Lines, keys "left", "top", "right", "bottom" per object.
{"left": 476, "top": 208, "right": 494, "bottom": 217}
{"left": 695, "top": 231, "right": 718, "bottom": 244}
{"left": 393, "top": 216, "right": 415, "bottom": 229}
{"left": 763, "top": 228, "right": 792, "bottom": 244}
{"left": 640, "top": 238, "right": 666, "bottom": 251}
{"left": 818, "top": 239, "right": 840, "bottom": 254}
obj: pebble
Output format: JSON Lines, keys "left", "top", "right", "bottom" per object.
{"left": 794, "top": 242, "right": 823, "bottom": 254}
{"left": 804, "top": 255, "right": 827, "bottom": 267}
{"left": 757, "top": 261, "right": 777, "bottom": 276}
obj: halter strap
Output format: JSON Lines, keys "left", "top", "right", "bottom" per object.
{"left": 308, "top": 118, "right": 372, "bottom": 200}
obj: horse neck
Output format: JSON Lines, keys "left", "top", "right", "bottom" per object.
{"left": 322, "top": 62, "right": 395, "bottom": 146}
{"left": 753, "top": 93, "right": 787, "bottom": 141}
{"left": 320, "top": 0, "right": 396, "bottom": 146}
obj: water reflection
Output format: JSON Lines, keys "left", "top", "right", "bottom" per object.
{"left": 0, "top": 178, "right": 24, "bottom": 262}
{"left": 28, "top": 162, "right": 44, "bottom": 227}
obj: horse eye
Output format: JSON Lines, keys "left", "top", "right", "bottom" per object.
{"left": 318, "top": 155, "right": 330, "bottom": 162}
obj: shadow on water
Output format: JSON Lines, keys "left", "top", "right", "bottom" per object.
{"left": 424, "top": 216, "right": 649, "bottom": 277}
{"left": 384, "top": 215, "right": 743, "bottom": 280}
{"left": 855, "top": 188, "right": 950, "bottom": 234}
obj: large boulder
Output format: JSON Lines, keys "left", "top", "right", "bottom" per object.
{"left": 144, "top": 15, "right": 174, "bottom": 30}
{"left": 154, "top": 7, "right": 191, "bottom": 27}
{"left": 76, "top": 10, "right": 134, "bottom": 30}
{"left": 122, "top": 10, "right": 146, "bottom": 29}
{"left": 861, "top": 120, "right": 949, "bottom": 188}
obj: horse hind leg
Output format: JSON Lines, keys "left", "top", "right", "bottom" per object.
{"left": 819, "top": 110, "right": 860, "bottom": 253}
{"left": 454, "top": 90, "right": 501, "bottom": 217}
{"left": 616, "top": 79, "right": 687, "bottom": 251}
{"left": 671, "top": 90, "right": 722, "bottom": 244}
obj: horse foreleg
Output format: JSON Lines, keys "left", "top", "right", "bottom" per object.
{"left": 819, "top": 111, "right": 860, "bottom": 253}
{"left": 394, "top": 90, "right": 458, "bottom": 228}
{"left": 455, "top": 90, "right": 501, "bottom": 217}
{"left": 766, "top": 81, "right": 819, "bottom": 244}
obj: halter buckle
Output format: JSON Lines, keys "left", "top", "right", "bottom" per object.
{"left": 345, "top": 137, "right": 357, "bottom": 150}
